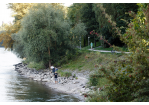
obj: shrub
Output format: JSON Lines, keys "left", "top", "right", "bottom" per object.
{"left": 27, "top": 61, "right": 45, "bottom": 70}
{"left": 89, "top": 74, "right": 104, "bottom": 86}
{"left": 88, "top": 3, "right": 149, "bottom": 102}
{"left": 86, "top": 89, "right": 109, "bottom": 102}
{"left": 57, "top": 70, "right": 72, "bottom": 77}
{"left": 54, "top": 49, "right": 83, "bottom": 67}
{"left": 22, "top": 58, "right": 30, "bottom": 65}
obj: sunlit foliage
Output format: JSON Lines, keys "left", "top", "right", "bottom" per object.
{"left": 12, "top": 3, "right": 87, "bottom": 67}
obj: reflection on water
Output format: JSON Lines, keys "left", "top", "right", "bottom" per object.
{"left": 0, "top": 48, "right": 79, "bottom": 102}
{"left": 6, "top": 76, "right": 79, "bottom": 102}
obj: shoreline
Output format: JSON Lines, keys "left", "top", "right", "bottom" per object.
{"left": 14, "top": 63, "right": 92, "bottom": 102}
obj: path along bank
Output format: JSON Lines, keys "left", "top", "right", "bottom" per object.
{"left": 14, "top": 63, "right": 95, "bottom": 102}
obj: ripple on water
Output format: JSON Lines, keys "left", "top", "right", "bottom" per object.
{"left": 0, "top": 48, "right": 80, "bottom": 102}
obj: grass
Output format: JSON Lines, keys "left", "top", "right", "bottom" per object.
{"left": 59, "top": 46, "right": 127, "bottom": 102}
{"left": 60, "top": 47, "right": 124, "bottom": 72}
{"left": 86, "top": 88, "right": 110, "bottom": 102}
{"left": 81, "top": 46, "right": 92, "bottom": 51}
{"left": 94, "top": 47, "right": 113, "bottom": 51}
{"left": 57, "top": 70, "right": 72, "bottom": 77}
{"left": 118, "top": 46, "right": 129, "bottom": 52}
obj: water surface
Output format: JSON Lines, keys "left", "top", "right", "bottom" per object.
{"left": 0, "top": 47, "right": 79, "bottom": 102}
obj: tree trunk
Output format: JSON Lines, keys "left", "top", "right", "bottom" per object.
{"left": 49, "top": 60, "right": 51, "bottom": 68}
{"left": 48, "top": 42, "right": 51, "bottom": 68}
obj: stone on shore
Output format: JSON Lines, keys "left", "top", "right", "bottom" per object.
{"left": 14, "top": 63, "right": 92, "bottom": 102}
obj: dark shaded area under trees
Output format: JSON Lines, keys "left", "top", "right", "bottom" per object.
{"left": 68, "top": 3, "right": 138, "bottom": 47}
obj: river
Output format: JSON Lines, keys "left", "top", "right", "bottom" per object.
{"left": 0, "top": 47, "right": 79, "bottom": 102}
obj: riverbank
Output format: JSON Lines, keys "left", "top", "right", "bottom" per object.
{"left": 14, "top": 63, "right": 93, "bottom": 102}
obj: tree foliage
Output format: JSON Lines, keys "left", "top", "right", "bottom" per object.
{"left": 0, "top": 23, "right": 15, "bottom": 49}
{"left": 92, "top": 3, "right": 138, "bottom": 47}
{"left": 67, "top": 3, "right": 83, "bottom": 26}
{"left": 0, "top": 3, "right": 34, "bottom": 49}
{"left": 0, "top": 3, "right": 65, "bottom": 50}
{"left": 88, "top": 3, "right": 149, "bottom": 102}
{"left": 79, "top": 3, "right": 99, "bottom": 33}
{"left": 12, "top": 3, "right": 87, "bottom": 67}
{"left": 68, "top": 3, "right": 99, "bottom": 46}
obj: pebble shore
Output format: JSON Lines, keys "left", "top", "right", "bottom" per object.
{"left": 14, "top": 63, "right": 93, "bottom": 102}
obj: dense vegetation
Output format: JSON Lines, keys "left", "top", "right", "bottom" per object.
{"left": 67, "top": 3, "right": 138, "bottom": 47}
{"left": 1, "top": 3, "right": 149, "bottom": 102}
{"left": 2, "top": 3, "right": 87, "bottom": 67}
{"left": 86, "top": 3, "right": 149, "bottom": 102}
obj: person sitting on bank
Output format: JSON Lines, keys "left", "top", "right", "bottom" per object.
{"left": 54, "top": 71, "right": 58, "bottom": 84}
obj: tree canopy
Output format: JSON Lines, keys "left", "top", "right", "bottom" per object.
{"left": 92, "top": 3, "right": 138, "bottom": 47}
{"left": 12, "top": 3, "right": 87, "bottom": 67}
{"left": 0, "top": 3, "right": 65, "bottom": 50}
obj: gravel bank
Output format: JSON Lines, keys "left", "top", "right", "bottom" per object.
{"left": 14, "top": 63, "right": 93, "bottom": 102}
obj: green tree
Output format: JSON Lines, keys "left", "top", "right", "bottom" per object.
{"left": 80, "top": 3, "right": 99, "bottom": 46}
{"left": 67, "top": 3, "right": 83, "bottom": 26}
{"left": 92, "top": 3, "right": 138, "bottom": 47}
{"left": 87, "top": 3, "right": 149, "bottom": 102}
{"left": 0, "top": 3, "right": 65, "bottom": 50}
{"left": 68, "top": 3, "right": 99, "bottom": 47}
{"left": 12, "top": 3, "right": 87, "bottom": 68}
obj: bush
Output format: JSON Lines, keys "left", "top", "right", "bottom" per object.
{"left": 27, "top": 61, "right": 45, "bottom": 70}
{"left": 86, "top": 89, "right": 109, "bottom": 102}
{"left": 55, "top": 49, "right": 83, "bottom": 67}
{"left": 89, "top": 74, "right": 104, "bottom": 86}
{"left": 87, "top": 3, "right": 149, "bottom": 102}
{"left": 57, "top": 70, "right": 72, "bottom": 77}
{"left": 64, "top": 72, "right": 72, "bottom": 77}
{"left": 22, "top": 58, "right": 29, "bottom": 65}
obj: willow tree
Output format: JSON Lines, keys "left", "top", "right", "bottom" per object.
{"left": 12, "top": 3, "right": 87, "bottom": 68}
{"left": 0, "top": 3, "right": 64, "bottom": 50}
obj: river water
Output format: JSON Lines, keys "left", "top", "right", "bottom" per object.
{"left": 0, "top": 47, "right": 79, "bottom": 102}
